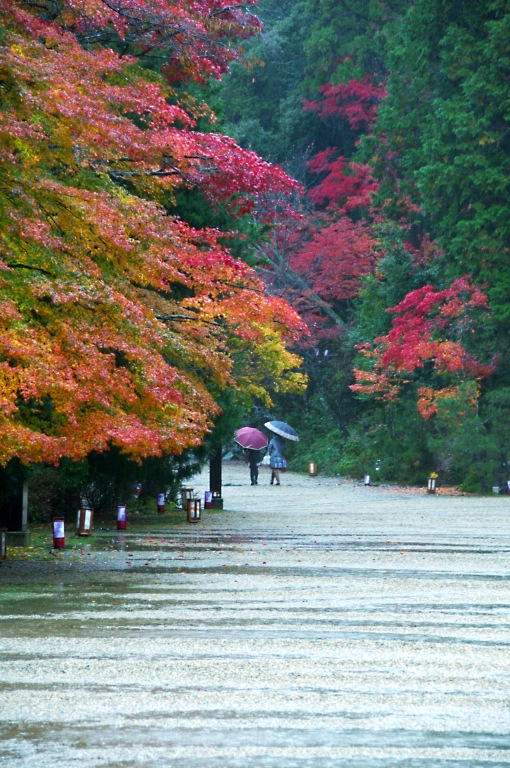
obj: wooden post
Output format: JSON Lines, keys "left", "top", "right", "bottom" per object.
{"left": 22, "top": 480, "right": 28, "bottom": 532}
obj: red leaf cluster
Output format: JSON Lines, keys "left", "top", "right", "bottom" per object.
{"left": 307, "top": 152, "right": 379, "bottom": 212}
{"left": 351, "top": 277, "right": 496, "bottom": 418}
{"left": 289, "top": 217, "right": 376, "bottom": 303}
{"left": 303, "top": 76, "right": 386, "bottom": 131}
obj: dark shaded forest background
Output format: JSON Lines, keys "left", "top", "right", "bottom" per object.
{"left": 215, "top": 0, "right": 510, "bottom": 493}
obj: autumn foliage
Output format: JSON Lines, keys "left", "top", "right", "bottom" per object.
{"left": 0, "top": 0, "right": 306, "bottom": 466}
{"left": 257, "top": 71, "right": 385, "bottom": 344}
{"left": 288, "top": 216, "right": 376, "bottom": 317}
{"left": 351, "top": 278, "right": 496, "bottom": 418}
{"left": 303, "top": 76, "right": 386, "bottom": 132}
{"left": 304, "top": 75, "right": 383, "bottom": 214}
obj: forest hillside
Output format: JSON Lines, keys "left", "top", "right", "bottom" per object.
{"left": 219, "top": 0, "right": 510, "bottom": 492}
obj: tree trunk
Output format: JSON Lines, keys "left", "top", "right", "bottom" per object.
{"left": 0, "top": 461, "right": 25, "bottom": 531}
{"left": 209, "top": 446, "right": 222, "bottom": 496}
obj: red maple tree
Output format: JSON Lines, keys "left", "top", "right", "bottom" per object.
{"left": 257, "top": 73, "right": 384, "bottom": 343}
{"left": 351, "top": 277, "right": 496, "bottom": 418}
{"left": 303, "top": 75, "right": 387, "bottom": 132}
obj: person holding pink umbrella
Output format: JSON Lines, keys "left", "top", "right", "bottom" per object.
{"left": 234, "top": 427, "right": 268, "bottom": 486}
{"left": 246, "top": 448, "right": 261, "bottom": 485}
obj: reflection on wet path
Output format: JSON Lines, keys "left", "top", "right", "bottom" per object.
{"left": 1, "top": 465, "right": 510, "bottom": 767}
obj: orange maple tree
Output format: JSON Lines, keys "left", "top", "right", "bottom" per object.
{"left": 0, "top": 0, "right": 306, "bottom": 465}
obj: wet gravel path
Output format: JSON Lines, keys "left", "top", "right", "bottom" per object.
{"left": 1, "top": 463, "right": 510, "bottom": 767}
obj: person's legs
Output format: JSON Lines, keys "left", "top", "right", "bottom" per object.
{"left": 273, "top": 468, "right": 280, "bottom": 485}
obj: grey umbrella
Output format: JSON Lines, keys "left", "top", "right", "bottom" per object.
{"left": 264, "top": 420, "right": 299, "bottom": 442}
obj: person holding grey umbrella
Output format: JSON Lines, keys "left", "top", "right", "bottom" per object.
{"left": 265, "top": 420, "right": 299, "bottom": 486}
{"left": 268, "top": 434, "right": 285, "bottom": 485}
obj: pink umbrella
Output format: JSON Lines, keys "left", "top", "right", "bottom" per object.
{"left": 234, "top": 427, "right": 268, "bottom": 450}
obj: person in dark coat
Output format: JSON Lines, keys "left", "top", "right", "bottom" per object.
{"left": 246, "top": 448, "right": 260, "bottom": 485}
{"left": 268, "top": 435, "right": 284, "bottom": 485}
